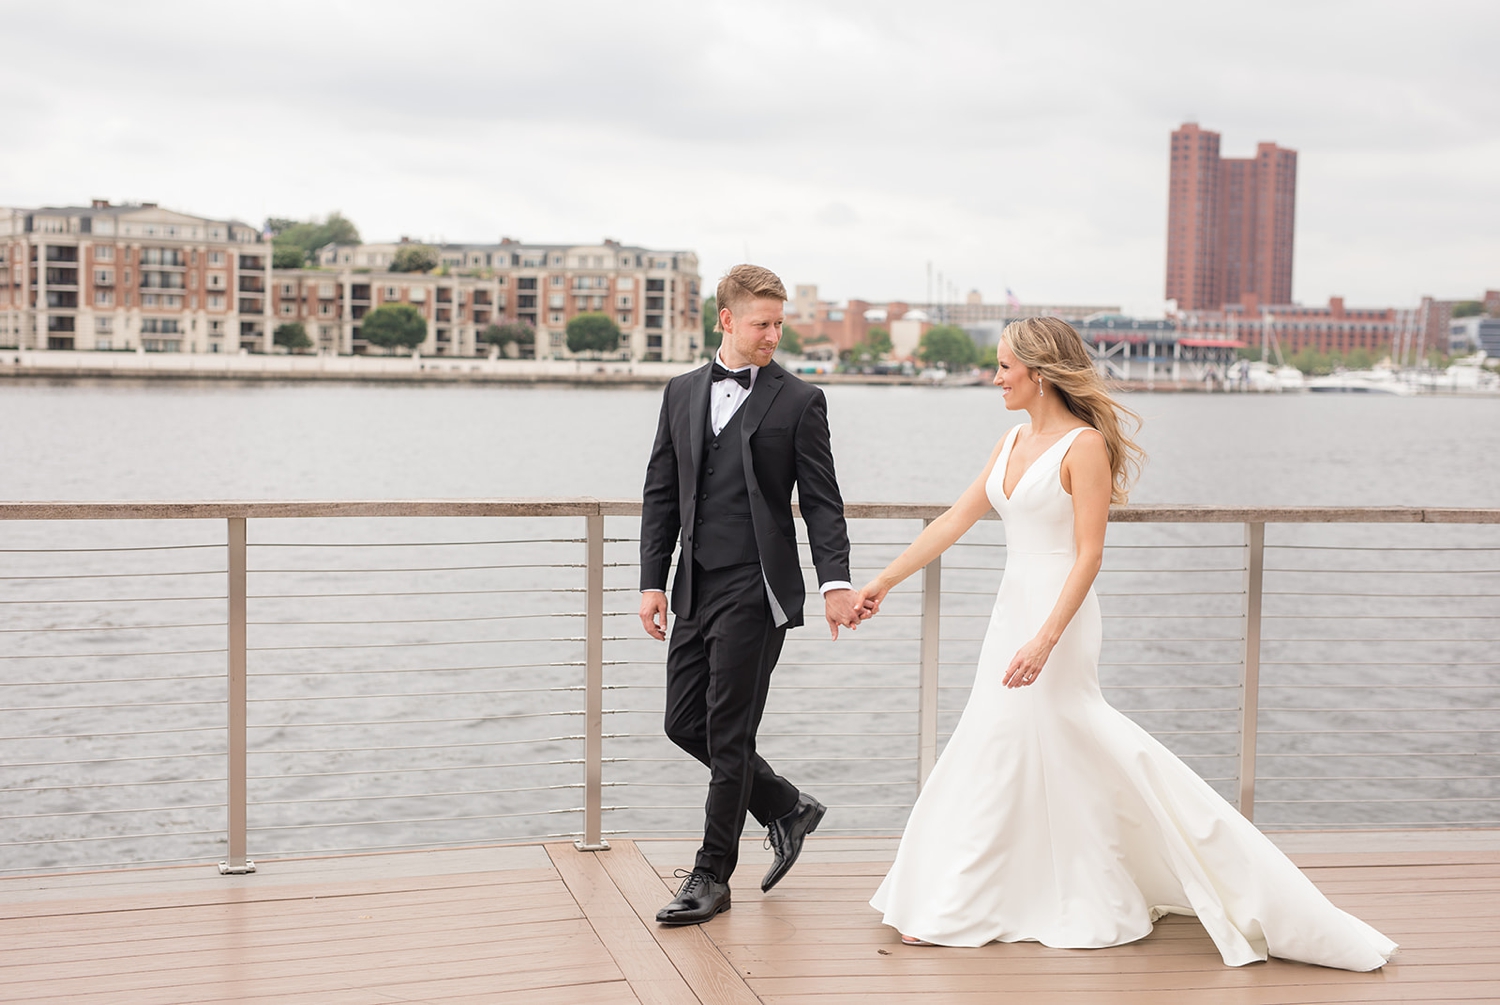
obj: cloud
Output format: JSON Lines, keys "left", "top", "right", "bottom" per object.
{"left": 0, "top": 0, "right": 1495, "bottom": 306}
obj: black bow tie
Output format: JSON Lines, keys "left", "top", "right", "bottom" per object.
{"left": 711, "top": 361, "right": 752, "bottom": 389}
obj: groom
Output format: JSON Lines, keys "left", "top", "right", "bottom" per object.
{"left": 639, "top": 264, "right": 867, "bottom": 925}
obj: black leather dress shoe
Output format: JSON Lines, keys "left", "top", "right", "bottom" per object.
{"left": 655, "top": 870, "right": 731, "bottom": 925}
{"left": 761, "top": 792, "right": 826, "bottom": 892}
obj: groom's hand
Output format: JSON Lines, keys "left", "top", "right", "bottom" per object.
{"left": 639, "top": 591, "right": 668, "bottom": 641}
{"left": 824, "top": 588, "right": 865, "bottom": 640}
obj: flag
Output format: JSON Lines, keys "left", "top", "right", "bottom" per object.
{"left": 1006, "top": 288, "right": 1021, "bottom": 310}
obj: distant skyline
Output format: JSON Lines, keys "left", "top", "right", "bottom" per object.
{"left": 1, "top": 0, "right": 1495, "bottom": 315}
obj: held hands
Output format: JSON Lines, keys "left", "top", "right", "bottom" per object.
{"left": 825, "top": 588, "right": 877, "bottom": 640}
{"left": 1004, "top": 634, "right": 1054, "bottom": 688}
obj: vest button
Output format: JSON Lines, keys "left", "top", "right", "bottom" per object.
{"left": 696, "top": 518, "right": 703, "bottom": 525}
{"left": 700, "top": 492, "right": 708, "bottom": 500}
{"left": 712, "top": 442, "right": 719, "bottom": 449}
{"left": 706, "top": 467, "right": 714, "bottom": 475}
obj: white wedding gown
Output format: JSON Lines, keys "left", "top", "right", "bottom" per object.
{"left": 870, "top": 425, "right": 1395, "bottom": 971}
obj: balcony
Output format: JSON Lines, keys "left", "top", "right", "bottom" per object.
{"left": 239, "top": 255, "right": 265, "bottom": 270}
{"left": 44, "top": 267, "right": 78, "bottom": 287}
{"left": 238, "top": 298, "right": 263, "bottom": 315}
{"left": 239, "top": 276, "right": 265, "bottom": 293}
{"left": 44, "top": 246, "right": 79, "bottom": 263}
{"left": 46, "top": 291, "right": 78, "bottom": 309}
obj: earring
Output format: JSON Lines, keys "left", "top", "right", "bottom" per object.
{"left": 1037, "top": 378, "right": 1044, "bottom": 397}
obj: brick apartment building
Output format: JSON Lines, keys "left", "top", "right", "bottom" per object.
{"left": 315, "top": 239, "right": 701, "bottom": 361}
{"left": 0, "top": 202, "right": 267, "bottom": 354}
{"left": 1167, "top": 123, "right": 1297, "bottom": 312}
{"left": 2, "top": 202, "right": 702, "bottom": 362}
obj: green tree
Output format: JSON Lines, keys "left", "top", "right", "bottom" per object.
{"left": 979, "top": 343, "right": 998, "bottom": 369}
{"left": 272, "top": 245, "right": 306, "bottom": 269}
{"left": 481, "top": 321, "right": 536, "bottom": 357}
{"left": 701, "top": 295, "right": 721, "bottom": 357}
{"left": 390, "top": 244, "right": 439, "bottom": 274}
{"left": 361, "top": 303, "right": 428, "bottom": 354}
{"left": 779, "top": 324, "right": 803, "bottom": 356}
{"left": 273, "top": 322, "right": 312, "bottom": 353}
{"left": 1235, "top": 346, "right": 1265, "bottom": 362}
{"left": 566, "top": 312, "right": 622, "bottom": 356}
{"left": 265, "top": 212, "right": 361, "bottom": 268}
{"left": 918, "top": 324, "right": 979, "bottom": 369}
{"left": 847, "top": 325, "right": 892, "bottom": 365}
{"left": 1290, "top": 345, "right": 1335, "bottom": 376}
{"left": 1452, "top": 301, "right": 1486, "bottom": 319}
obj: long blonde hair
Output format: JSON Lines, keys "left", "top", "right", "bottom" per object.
{"left": 1000, "top": 317, "right": 1145, "bottom": 504}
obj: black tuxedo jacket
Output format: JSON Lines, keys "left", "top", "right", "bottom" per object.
{"left": 640, "top": 359, "right": 851, "bottom": 629}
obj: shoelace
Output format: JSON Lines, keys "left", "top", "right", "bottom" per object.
{"left": 673, "top": 868, "right": 710, "bottom": 897}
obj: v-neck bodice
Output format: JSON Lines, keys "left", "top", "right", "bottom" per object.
{"left": 987, "top": 425, "right": 1089, "bottom": 557}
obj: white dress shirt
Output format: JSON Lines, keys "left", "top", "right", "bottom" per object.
{"left": 642, "top": 351, "right": 852, "bottom": 610}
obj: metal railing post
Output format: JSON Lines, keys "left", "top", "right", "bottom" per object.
{"left": 917, "top": 521, "right": 942, "bottom": 790}
{"left": 576, "top": 510, "right": 610, "bottom": 851}
{"left": 219, "top": 517, "right": 254, "bottom": 874}
{"left": 1237, "top": 521, "right": 1265, "bottom": 821}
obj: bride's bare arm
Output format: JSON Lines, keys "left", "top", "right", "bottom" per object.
{"left": 857, "top": 437, "right": 1007, "bottom": 610}
{"left": 1003, "top": 429, "right": 1111, "bottom": 687}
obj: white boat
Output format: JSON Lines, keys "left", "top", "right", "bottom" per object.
{"left": 1305, "top": 369, "right": 1415, "bottom": 395}
{"left": 1227, "top": 360, "right": 1307, "bottom": 392}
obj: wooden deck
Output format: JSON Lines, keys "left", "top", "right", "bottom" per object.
{"left": 4, "top": 833, "right": 1499, "bottom": 1004}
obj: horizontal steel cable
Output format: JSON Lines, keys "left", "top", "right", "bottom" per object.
{"left": 251, "top": 538, "right": 583, "bottom": 548}
{"left": 0, "top": 647, "right": 226, "bottom": 660}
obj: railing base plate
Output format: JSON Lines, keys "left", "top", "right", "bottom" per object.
{"left": 218, "top": 860, "right": 257, "bottom": 875}
{"left": 574, "top": 840, "right": 611, "bottom": 852}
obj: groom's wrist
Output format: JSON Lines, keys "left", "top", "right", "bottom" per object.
{"left": 818, "top": 581, "right": 853, "bottom": 596}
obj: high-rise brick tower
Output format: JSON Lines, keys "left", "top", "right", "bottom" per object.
{"left": 1166, "top": 123, "right": 1297, "bottom": 311}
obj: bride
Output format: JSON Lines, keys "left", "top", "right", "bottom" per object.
{"left": 858, "top": 317, "right": 1395, "bottom": 971}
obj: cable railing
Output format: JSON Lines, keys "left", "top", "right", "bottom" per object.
{"left": 0, "top": 500, "right": 1496, "bottom": 876}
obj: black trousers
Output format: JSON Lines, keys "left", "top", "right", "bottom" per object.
{"left": 664, "top": 560, "right": 801, "bottom": 884}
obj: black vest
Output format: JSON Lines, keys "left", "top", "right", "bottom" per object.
{"left": 693, "top": 402, "right": 759, "bottom": 570}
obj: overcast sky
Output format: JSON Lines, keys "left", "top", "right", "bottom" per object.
{"left": 2, "top": 0, "right": 1495, "bottom": 313}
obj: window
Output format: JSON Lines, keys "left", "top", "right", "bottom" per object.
{"left": 140, "top": 318, "right": 181, "bottom": 334}
{"left": 281, "top": 283, "right": 295, "bottom": 295}
{"left": 318, "top": 282, "right": 335, "bottom": 298}
{"left": 95, "top": 246, "right": 114, "bottom": 261}
{"left": 550, "top": 275, "right": 563, "bottom": 287}
{"left": 208, "top": 294, "right": 224, "bottom": 310}
{"left": 280, "top": 303, "right": 295, "bottom": 316}
{"left": 618, "top": 312, "right": 632, "bottom": 324}
{"left": 646, "top": 279, "right": 665, "bottom": 292}
{"left": 207, "top": 273, "right": 225, "bottom": 289}
{"left": 208, "top": 251, "right": 224, "bottom": 265}
{"left": 617, "top": 294, "right": 632, "bottom": 307}
{"left": 209, "top": 320, "right": 223, "bottom": 334}
{"left": 94, "top": 290, "right": 113, "bottom": 306}
{"left": 549, "top": 294, "right": 565, "bottom": 309}
{"left": 550, "top": 255, "right": 562, "bottom": 266}
{"left": 549, "top": 312, "right": 564, "bottom": 324}
{"left": 385, "top": 286, "right": 398, "bottom": 299}
{"left": 645, "top": 314, "right": 663, "bottom": 329}
{"left": 318, "top": 303, "right": 331, "bottom": 316}
{"left": 95, "top": 317, "right": 113, "bottom": 334}
{"left": 517, "top": 277, "right": 537, "bottom": 290}
{"left": 95, "top": 338, "right": 112, "bottom": 350}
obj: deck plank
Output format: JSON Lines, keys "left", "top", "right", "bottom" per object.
{"left": 5, "top": 835, "right": 1500, "bottom": 1005}
{"left": 597, "top": 840, "right": 760, "bottom": 1005}
{"left": 546, "top": 842, "right": 701, "bottom": 1005}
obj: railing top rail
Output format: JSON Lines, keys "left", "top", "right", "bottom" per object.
{"left": 0, "top": 500, "right": 1496, "bottom": 524}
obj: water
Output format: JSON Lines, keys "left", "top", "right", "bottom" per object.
{"left": 2, "top": 378, "right": 1498, "bottom": 871}
{"left": 3, "top": 378, "right": 1499, "bottom": 505}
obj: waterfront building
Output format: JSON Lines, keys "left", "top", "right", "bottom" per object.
{"left": 1, "top": 201, "right": 701, "bottom": 362}
{"left": 316, "top": 238, "right": 701, "bottom": 362}
{"left": 1450, "top": 315, "right": 1500, "bottom": 355}
{"left": 1178, "top": 296, "right": 1409, "bottom": 359}
{"left": 787, "top": 283, "right": 1117, "bottom": 354}
{"left": 0, "top": 201, "right": 268, "bottom": 354}
{"left": 1166, "top": 123, "right": 1298, "bottom": 311}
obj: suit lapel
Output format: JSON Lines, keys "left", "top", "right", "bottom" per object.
{"left": 740, "top": 359, "right": 784, "bottom": 439}
{"left": 687, "top": 361, "right": 711, "bottom": 470}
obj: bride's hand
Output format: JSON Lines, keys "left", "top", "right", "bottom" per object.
{"left": 856, "top": 580, "right": 888, "bottom": 620}
{"left": 1004, "top": 636, "right": 1053, "bottom": 688}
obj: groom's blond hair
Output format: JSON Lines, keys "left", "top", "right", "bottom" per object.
{"left": 715, "top": 265, "right": 786, "bottom": 333}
